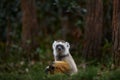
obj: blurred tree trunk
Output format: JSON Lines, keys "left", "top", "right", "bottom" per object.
{"left": 5, "top": 17, "right": 12, "bottom": 59}
{"left": 112, "top": 0, "right": 120, "bottom": 67}
{"left": 56, "top": 0, "right": 68, "bottom": 40}
{"left": 61, "top": 16, "right": 69, "bottom": 40}
{"left": 21, "top": 0, "right": 39, "bottom": 60}
{"left": 83, "top": 0, "right": 103, "bottom": 61}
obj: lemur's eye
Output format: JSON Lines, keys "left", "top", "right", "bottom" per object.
{"left": 66, "top": 42, "right": 70, "bottom": 48}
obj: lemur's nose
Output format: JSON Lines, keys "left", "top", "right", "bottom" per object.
{"left": 58, "top": 46, "right": 62, "bottom": 51}
{"left": 56, "top": 45, "right": 64, "bottom": 51}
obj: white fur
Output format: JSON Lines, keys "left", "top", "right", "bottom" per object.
{"left": 52, "top": 40, "right": 78, "bottom": 74}
{"left": 52, "top": 41, "right": 70, "bottom": 60}
{"left": 63, "top": 54, "right": 78, "bottom": 74}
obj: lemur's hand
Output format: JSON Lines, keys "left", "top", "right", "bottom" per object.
{"left": 45, "top": 61, "right": 70, "bottom": 74}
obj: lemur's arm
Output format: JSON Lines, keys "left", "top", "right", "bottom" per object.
{"left": 45, "top": 61, "right": 70, "bottom": 74}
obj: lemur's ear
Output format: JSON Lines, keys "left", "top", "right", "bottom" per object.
{"left": 52, "top": 41, "right": 56, "bottom": 49}
{"left": 66, "top": 42, "right": 70, "bottom": 48}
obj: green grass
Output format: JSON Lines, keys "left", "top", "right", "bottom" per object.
{"left": 0, "top": 62, "right": 120, "bottom": 80}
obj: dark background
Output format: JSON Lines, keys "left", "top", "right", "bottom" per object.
{"left": 0, "top": 0, "right": 120, "bottom": 80}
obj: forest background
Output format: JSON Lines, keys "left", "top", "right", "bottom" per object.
{"left": 0, "top": 0, "right": 120, "bottom": 80}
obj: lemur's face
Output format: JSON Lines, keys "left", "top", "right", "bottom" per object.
{"left": 56, "top": 44, "right": 65, "bottom": 53}
{"left": 52, "top": 40, "right": 70, "bottom": 56}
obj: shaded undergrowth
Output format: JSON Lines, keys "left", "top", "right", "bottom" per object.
{"left": 0, "top": 61, "right": 120, "bottom": 80}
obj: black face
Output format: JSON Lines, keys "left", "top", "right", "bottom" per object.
{"left": 56, "top": 44, "right": 65, "bottom": 53}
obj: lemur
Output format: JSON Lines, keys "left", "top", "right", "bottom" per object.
{"left": 45, "top": 40, "right": 78, "bottom": 75}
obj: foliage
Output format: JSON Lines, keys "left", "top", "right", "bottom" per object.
{"left": 100, "top": 69, "right": 120, "bottom": 80}
{"left": 0, "top": 0, "right": 119, "bottom": 80}
{"left": 0, "top": 62, "right": 120, "bottom": 80}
